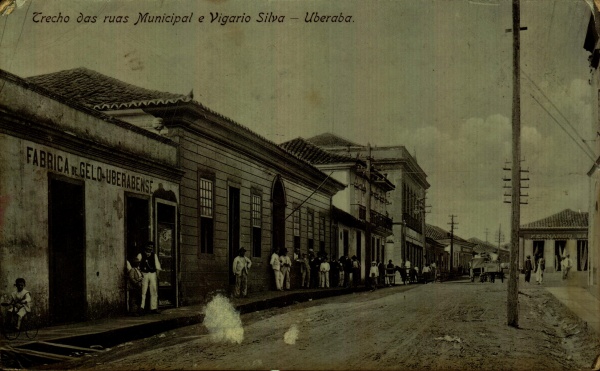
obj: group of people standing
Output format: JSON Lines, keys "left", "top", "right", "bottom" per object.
{"left": 270, "top": 249, "right": 366, "bottom": 291}
{"left": 523, "top": 254, "right": 574, "bottom": 285}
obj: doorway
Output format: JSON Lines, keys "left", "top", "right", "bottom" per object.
{"left": 126, "top": 196, "right": 149, "bottom": 265}
{"left": 48, "top": 177, "right": 86, "bottom": 324}
{"left": 156, "top": 200, "right": 177, "bottom": 307}
{"left": 228, "top": 187, "right": 240, "bottom": 285}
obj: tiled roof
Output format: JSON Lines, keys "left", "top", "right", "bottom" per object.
{"left": 280, "top": 138, "right": 360, "bottom": 165}
{"left": 426, "top": 224, "right": 450, "bottom": 240}
{"left": 27, "top": 68, "right": 192, "bottom": 110}
{"left": 425, "top": 224, "right": 471, "bottom": 245}
{"left": 521, "top": 209, "right": 588, "bottom": 229}
{"left": 306, "top": 133, "right": 362, "bottom": 147}
{"left": 468, "top": 237, "right": 499, "bottom": 253}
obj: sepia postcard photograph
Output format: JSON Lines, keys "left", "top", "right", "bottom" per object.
{"left": 0, "top": 0, "right": 599, "bottom": 370}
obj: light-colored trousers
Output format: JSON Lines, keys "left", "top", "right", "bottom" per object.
{"left": 141, "top": 272, "right": 158, "bottom": 310}
{"left": 319, "top": 271, "right": 330, "bottom": 288}
{"left": 235, "top": 272, "right": 248, "bottom": 297}
{"left": 536, "top": 269, "right": 544, "bottom": 283}
{"left": 301, "top": 269, "right": 310, "bottom": 288}
{"left": 281, "top": 266, "right": 291, "bottom": 289}
{"left": 274, "top": 269, "right": 283, "bottom": 290}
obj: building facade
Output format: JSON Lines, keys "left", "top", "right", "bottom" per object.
{"left": 520, "top": 209, "right": 589, "bottom": 275}
{"left": 29, "top": 68, "right": 344, "bottom": 304}
{"left": 281, "top": 138, "right": 394, "bottom": 281}
{"left": 306, "top": 133, "right": 430, "bottom": 271}
{"left": 425, "top": 224, "right": 474, "bottom": 274}
{"left": 0, "top": 69, "right": 182, "bottom": 324}
{"left": 584, "top": 0, "right": 600, "bottom": 292}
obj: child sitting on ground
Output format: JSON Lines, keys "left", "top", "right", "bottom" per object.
{"left": 10, "top": 278, "right": 31, "bottom": 330}
{"left": 128, "top": 257, "right": 144, "bottom": 316}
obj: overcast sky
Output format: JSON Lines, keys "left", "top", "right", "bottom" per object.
{"left": 0, "top": 0, "right": 594, "bottom": 242}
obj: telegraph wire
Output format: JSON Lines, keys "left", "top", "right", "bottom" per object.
{"left": 522, "top": 69, "right": 596, "bottom": 158}
{"left": 527, "top": 92, "right": 597, "bottom": 163}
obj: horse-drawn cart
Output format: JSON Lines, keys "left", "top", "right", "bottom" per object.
{"left": 470, "top": 256, "right": 505, "bottom": 283}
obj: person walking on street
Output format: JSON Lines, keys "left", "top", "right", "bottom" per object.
{"left": 137, "top": 241, "right": 162, "bottom": 314}
{"left": 405, "top": 259, "right": 412, "bottom": 282}
{"left": 338, "top": 256, "right": 346, "bottom": 287}
{"left": 535, "top": 255, "right": 545, "bottom": 285}
{"left": 561, "top": 254, "right": 572, "bottom": 279}
{"left": 369, "top": 261, "right": 379, "bottom": 291}
{"left": 351, "top": 255, "right": 361, "bottom": 288}
{"left": 270, "top": 248, "right": 283, "bottom": 291}
{"left": 232, "top": 248, "right": 252, "bottom": 297}
{"left": 524, "top": 255, "right": 533, "bottom": 283}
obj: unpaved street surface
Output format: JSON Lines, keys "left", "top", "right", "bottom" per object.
{"left": 46, "top": 281, "right": 600, "bottom": 370}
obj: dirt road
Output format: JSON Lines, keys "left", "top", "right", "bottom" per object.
{"left": 49, "top": 280, "right": 600, "bottom": 370}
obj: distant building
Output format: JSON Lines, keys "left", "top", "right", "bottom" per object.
{"left": 468, "top": 238, "right": 509, "bottom": 262}
{"left": 306, "top": 133, "right": 430, "bottom": 270}
{"left": 281, "top": 137, "right": 394, "bottom": 282}
{"left": 425, "top": 224, "right": 474, "bottom": 273}
{"left": 519, "top": 209, "right": 589, "bottom": 274}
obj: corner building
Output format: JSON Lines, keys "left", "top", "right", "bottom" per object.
{"left": 0, "top": 69, "right": 182, "bottom": 324}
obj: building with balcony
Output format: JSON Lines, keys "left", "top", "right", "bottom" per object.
{"left": 306, "top": 133, "right": 430, "bottom": 270}
{"left": 281, "top": 137, "right": 394, "bottom": 282}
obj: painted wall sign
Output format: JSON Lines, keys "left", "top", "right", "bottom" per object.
{"left": 525, "top": 233, "right": 587, "bottom": 240}
{"left": 25, "top": 144, "right": 154, "bottom": 194}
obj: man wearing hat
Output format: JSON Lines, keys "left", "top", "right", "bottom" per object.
{"left": 524, "top": 255, "right": 533, "bottom": 283}
{"left": 232, "top": 247, "right": 252, "bottom": 298}
{"left": 127, "top": 256, "right": 143, "bottom": 316}
{"left": 137, "top": 242, "right": 162, "bottom": 314}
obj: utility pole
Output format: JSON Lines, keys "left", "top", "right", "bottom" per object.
{"left": 507, "top": 0, "right": 523, "bottom": 328}
{"left": 417, "top": 194, "right": 430, "bottom": 269}
{"left": 448, "top": 215, "right": 457, "bottom": 272}
{"left": 496, "top": 224, "right": 505, "bottom": 252}
{"left": 485, "top": 228, "right": 490, "bottom": 243}
{"left": 365, "top": 143, "right": 372, "bottom": 282}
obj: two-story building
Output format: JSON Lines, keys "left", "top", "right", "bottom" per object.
{"left": 305, "top": 133, "right": 430, "bottom": 271}
{"left": 280, "top": 137, "right": 394, "bottom": 282}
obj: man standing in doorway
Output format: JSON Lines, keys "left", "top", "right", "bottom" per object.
{"left": 137, "top": 241, "right": 162, "bottom": 315}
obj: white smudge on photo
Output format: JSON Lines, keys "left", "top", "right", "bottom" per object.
{"left": 203, "top": 294, "right": 244, "bottom": 344}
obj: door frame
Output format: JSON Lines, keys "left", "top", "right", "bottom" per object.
{"left": 47, "top": 173, "right": 87, "bottom": 322}
{"left": 154, "top": 197, "right": 178, "bottom": 307}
